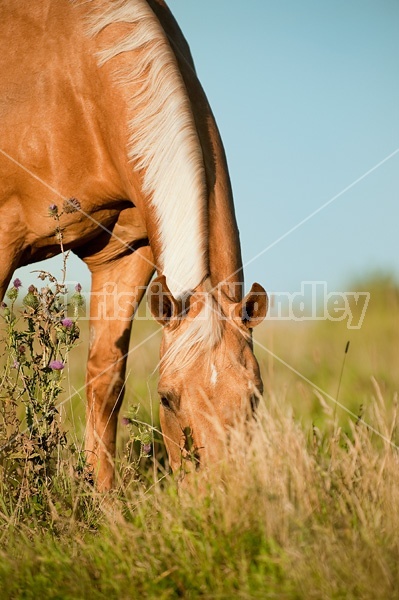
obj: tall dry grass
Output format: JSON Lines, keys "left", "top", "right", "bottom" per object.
{"left": 0, "top": 274, "right": 398, "bottom": 598}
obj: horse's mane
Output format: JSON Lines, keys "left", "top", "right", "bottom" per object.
{"left": 84, "top": 0, "right": 208, "bottom": 298}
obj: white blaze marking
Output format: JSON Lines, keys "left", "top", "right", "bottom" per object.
{"left": 210, "top": 363, "right": 218, "bottom": 386}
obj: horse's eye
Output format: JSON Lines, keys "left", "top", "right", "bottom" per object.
{"left": 159, "top": 391, "right": 179, "bottom": 411}
{"left": 160, "top": 396, "right": 172, "bottom": 410}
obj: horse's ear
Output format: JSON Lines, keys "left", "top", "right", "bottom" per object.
{"left": 148, "top": 275, "right": 180, "bottom": 326}
{"left": 233, "top": 282, "right": 268, "bottom": 329}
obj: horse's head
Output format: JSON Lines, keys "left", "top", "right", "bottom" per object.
{"left": 148, "top": 277, "right": 268, "bottom": 479}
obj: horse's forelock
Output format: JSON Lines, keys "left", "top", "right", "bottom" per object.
{"left": 160, "top": 293, "right": 224, "bottom": 375}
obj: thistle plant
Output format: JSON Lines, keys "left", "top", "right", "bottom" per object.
{"left": 0, "top": 199, "right": 84, "bottom": 518}
{"left": 121, "top": 404, "right": 153, "bottom": 486}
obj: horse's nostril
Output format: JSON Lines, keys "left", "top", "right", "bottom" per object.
{"left": 183, "top": 426, "right": 194, "bottom": 452}
{"left": 182, "top": 427, "right": 201, "bottom": 471}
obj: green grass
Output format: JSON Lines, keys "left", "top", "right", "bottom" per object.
{"left": 1, "top": 274, "right": 399, "bottom": 599}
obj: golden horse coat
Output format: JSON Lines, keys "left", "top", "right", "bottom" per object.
{"left": 0, "top": 0, "right": 267, "bottom": 489}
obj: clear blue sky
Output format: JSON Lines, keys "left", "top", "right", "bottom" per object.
{"left": 15, "top": 0, "right": 399, "bottom": 295}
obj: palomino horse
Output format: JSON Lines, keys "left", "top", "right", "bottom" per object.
{"left": 0, "top": 0, "right": 267, "bottom": 489}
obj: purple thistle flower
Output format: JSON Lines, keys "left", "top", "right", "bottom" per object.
{"left": 13, "top": 278, "right": 22, "bottom": 289}
{"left": 18, "top": 345, "right": 26, "bottom": 355}
{"left": 49, "top": 360, "right": 65, "bottom": 371}
{"left": 121, "top": 417, "right": 130, "bottom": 426}
{"left": 0, "top": 301, "right": 7, "bottom": 309}
{"left": 61, "top": 318, "right": 73, "bottom": 328}
{"left": 28, "top": 285, "right": 36, "bottom": 293}
{"left": 75, "top": 283, "right": 82, "bottom": 293}
{"left": 142, "top": 443, "right": 152, "bottom": 455}
{"left": 48, "top": 204, "right": 58, "bottom": 215}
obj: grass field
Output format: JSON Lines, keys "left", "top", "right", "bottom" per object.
{"left": 0, "top": 274, "right": 398, "bottom": 599}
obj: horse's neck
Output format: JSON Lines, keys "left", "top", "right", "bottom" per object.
{"left": 149, "top": 2, "right": 244, "bottom": 302}
{"left": 82, "top": 0, "right": 243, "bottom": 301}
{"left": 83, "top": 0, "right": 209, "bottom": 299}
{"left": 207, "top": 141, "right": 244, "bottom": 303}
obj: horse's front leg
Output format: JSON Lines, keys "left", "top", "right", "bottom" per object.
{"left": 0, "top": 208, "right": 25, "bottom": 301}
{"left": 85, "top": 246, "right": 154, "bottom": 490}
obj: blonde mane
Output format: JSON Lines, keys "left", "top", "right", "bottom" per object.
{"left": 84, "top": 0, "right": 207, "bottom": 298}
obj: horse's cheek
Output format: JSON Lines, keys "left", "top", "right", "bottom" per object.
{"left": 159, "top": 407, "right": 183, "bottom": 471}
